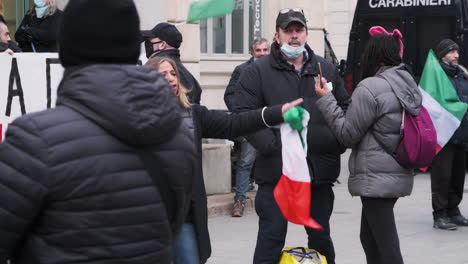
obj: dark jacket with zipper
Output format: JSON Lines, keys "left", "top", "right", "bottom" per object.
{"left": 0, "top": 64, "right": 196, "bottom": 264}
{"left": 224, "top": 57, "right": 254, "bottom": 111}
{"left": 151, "top": 49, "right": 202, "bottom": 104}
{"left": 15, "top": 10, "right": 62, "bottom": 52}
{"left": 234, "top": 42, "right": 351, "bottom": 185}
{"left": 183, "top": 103, "right": 283, "bottom": 263}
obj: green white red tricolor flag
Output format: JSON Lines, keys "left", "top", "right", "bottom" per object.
{"left": 187, "top": 0, "right": 234, "bottom": 23}
{"left": 274, "top": 107, "right": 322, "bottom": 229}
{"left": 419, "top": 50, "right": 468, "bottom": 153}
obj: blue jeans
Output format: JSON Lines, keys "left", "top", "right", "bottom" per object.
{"left": 234, "top": 139, "right": 256, "bottom": 201}
{"left": 173, "top": 223, "right": 200, "bottom": 264}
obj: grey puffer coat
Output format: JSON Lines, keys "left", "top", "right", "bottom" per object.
{"left": 316, "top": 64, "right": 421, "bottom": 198}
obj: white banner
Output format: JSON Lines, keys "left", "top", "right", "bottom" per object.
{"left": 0, "top": 53, "right": 148, "bottom": 140}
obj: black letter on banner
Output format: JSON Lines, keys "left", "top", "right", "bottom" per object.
{"left": 46, "top": 58, "right": 61, "bottom": 108}
{"left": 6, "top": 58, "right": 26, "bottom": 116}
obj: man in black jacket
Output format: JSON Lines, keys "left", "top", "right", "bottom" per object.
{"left": 224, "top": 37, "right": 269, "bottom": 217}
{"left": 224, "top": 38, "right": 269, "bottom": 110}
{"left": 0, "top": 0, "right": 195, "bottom": 263}
{"left": 235, "top": 8, "right": 350, "bottom": 264}
{"left": 0, "top": 18, "right": 21, "bottom": 54}
{"left": 430, "top": 39, "right": 468, "bottom": 230}
{"left": 142, "top": 23, "right": 202, "bottom": 104}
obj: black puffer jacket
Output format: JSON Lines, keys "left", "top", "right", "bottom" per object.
{"left": 234, "top": 42, "right": 351, "bottom": 184}
{"left": 0, "top": 65, "right": 196, "bottom": 264}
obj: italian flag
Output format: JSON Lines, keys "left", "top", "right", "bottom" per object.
{"left": 273, "top": 108, "right": 321, "bottom": 229}
{"left": 419, "top": 50, "right": 468, "bottom": 153}
{"left": 187, "top": 0, "right": 234, "bottom": 23}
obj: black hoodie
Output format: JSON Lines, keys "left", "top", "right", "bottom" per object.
{"left": 0, "top": 64, "right": 196, "bottom": 264}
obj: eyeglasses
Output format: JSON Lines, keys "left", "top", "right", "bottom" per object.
{"left": 279, "top": 8, "right": 304, "bottom": 15}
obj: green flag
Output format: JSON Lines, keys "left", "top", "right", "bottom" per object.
{"left": 284, "top": 106, "right": 306, "bottom": 147}
{"left": 187, "top": 0, "right": 234, "bottom": 23}
{"left": 420, "top": 50, "right": 467, "bottom": 121}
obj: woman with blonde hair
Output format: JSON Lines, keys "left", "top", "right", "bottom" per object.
{"left": 15, "top": 0, "right": 62, "bottom": 52}
{"left": 145, "top": 56, "right": 302, "bottom": 264}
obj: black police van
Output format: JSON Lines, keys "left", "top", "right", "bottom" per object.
{"left": 343, "top": 0, "right": 468, "bottom": 94}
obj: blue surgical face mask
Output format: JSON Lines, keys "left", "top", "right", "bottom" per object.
{"left": 35, "top": 6, "right": 49, "bottom": 18}
{"left": 280, "top": 44, "right": 305, "bottom": 59}
{"left": 34, "top": 0, "right": 47, "bottom": 8}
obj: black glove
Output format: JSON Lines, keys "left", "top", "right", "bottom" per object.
{"left": 21, "top": 25, "right": 34, "bottom": 41}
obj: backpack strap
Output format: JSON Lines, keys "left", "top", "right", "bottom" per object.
{"left": 137, "top": 149, "right": 185, "bottom": 237}
{"left": 372, "top": 74, "right": 404, "bottom": 157}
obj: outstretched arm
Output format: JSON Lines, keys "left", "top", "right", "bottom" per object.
{"left": 197, "top": 98, "right": 303, "bottom": 140}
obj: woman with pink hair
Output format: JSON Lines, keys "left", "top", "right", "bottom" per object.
{"left": 315, "top": 26, "right": 420, "bottom": 264}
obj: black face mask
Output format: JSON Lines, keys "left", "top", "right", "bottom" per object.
{"left": 144, "top": 40, "right": 154, "bottom": 58}
{"left": 144, "top": 40, "right": 162, "bottom": 58}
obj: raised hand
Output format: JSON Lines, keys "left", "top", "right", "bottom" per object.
{"left": 315, "top": 77, "right": 330, "bottom": 97}
{"left": 281, "top": 98, "right": 303, "bottom": 116}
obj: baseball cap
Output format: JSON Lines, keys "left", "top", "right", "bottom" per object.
{"left": 141, "top": 22, "right": 183, "bottom": 49}
{"left": 276, "top": 8, "right": 307, "bottom": 29}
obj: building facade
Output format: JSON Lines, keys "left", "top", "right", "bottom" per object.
{"left": 1, "top": 0, "right": 357, "bottom": 109}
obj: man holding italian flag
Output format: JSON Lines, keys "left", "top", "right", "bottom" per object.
{"left": 234, "top": 8, "right": 350, "bottom": 264}
{"left": 428, "top": 39, "right": 468, "bottom": 230}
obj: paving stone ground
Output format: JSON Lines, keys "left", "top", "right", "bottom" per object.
{"left": 206, "top": 151, "right": 468, "bottom": 264}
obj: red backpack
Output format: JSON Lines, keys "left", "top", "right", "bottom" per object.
{"left": 393, "top": 106, "right": 437, "bottom": 169}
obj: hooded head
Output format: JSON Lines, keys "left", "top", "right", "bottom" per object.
{"left": 58, "top": 0, "right": 141, "bottom": 67}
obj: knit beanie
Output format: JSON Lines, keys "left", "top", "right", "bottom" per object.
{"left": 58, "top": 0, "right": 141, "bottom": 67}
{"left": 435, "top": 39, "right": 459, "bottom": 60}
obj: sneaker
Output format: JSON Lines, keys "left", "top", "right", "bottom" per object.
{"left": 449, "top": 215, "right": 468, "bottom": 226}
{"left": 232, "top": 200, "right": 245, "bottom": 217}
{"left": 433, "top": 217, "right": 457, "bottom": 230}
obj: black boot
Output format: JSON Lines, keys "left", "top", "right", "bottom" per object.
{"left": 433, "top": 217, "right": 457, "bottom": 230}
{"left": 449, "top": 215, "right": 468, "bottom": 226}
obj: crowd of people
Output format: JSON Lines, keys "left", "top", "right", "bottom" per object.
{"left": 0, "top": 0, "right": 467, "bottom": 264}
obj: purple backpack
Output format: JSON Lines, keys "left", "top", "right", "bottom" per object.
{"left": 393, "top": 106, "right": 437, "bottom": 169}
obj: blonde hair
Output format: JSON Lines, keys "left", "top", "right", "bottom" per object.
{"left": 46, "top": 0, "right": 58, "bottom": 16}
{"left": 28, "top": 0, "right": 59, "bottom": 17}
{"left": 145, "top": 56, "right": 192, "bottom": 109}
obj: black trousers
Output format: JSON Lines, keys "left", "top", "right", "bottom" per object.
{"left": 360, "top": 197, "right": 403, "bottom": 264}
{"left": 430, "top": 143, "right": 466, "bottom": 219}
{"left": 253, "top": 183, "right": 335, "bottom": 264}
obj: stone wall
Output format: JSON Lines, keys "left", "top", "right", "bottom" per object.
{"left": 326, "top": 0, "right": 358, "bottom": 60}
